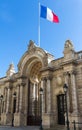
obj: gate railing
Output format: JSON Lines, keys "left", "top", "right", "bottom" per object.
{"left": 72, "top": 120, "right": 82, "bottom": 130}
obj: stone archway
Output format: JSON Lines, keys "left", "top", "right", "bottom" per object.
{"left": 17, "top": 40, "right": 54, "bottom": 127}
{"left": 27, "top": 61, "right": 42, "bottom": 125}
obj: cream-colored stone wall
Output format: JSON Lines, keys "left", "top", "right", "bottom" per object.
{"left": 0, "top": 40, "right": 82, "bottom": 128}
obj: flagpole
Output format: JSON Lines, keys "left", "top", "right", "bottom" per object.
{"left": 38, "top": 2, "right": 40, "bottom": 47}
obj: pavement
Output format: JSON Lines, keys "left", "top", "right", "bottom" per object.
{"left": 0, "top": 126, "right": 39, "bottom": 130}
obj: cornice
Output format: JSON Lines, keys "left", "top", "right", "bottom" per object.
{"left": 53, "top": 66, "right": 63, "bottom": 71}
{"left": 61, "top": 59, "right": 77, "bottom": 66}
{"left": 40, "top": 66, "right": 54, "bottom": 72}
{"left": 16, "top": 75, "right": 27, "bottom": 79}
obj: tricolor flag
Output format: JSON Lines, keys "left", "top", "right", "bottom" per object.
{"left": 40, "top": 5, "right": 59, "bottom": 23}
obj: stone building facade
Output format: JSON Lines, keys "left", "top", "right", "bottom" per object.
{"left": 0, "top": 40, "right": 82, "bottom": 128}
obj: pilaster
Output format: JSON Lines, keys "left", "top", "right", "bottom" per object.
{"left": 1, "top": 86, "right": 12, "bottom": 126}
{"left": 41, "top": 76, "right": 52, "bottom": 128}
{"left": 6, "top": 87, "right": 10, "bottom": 113}
{"left": 16, "top": 85, "right": 20, "bottom": 113}
{"left": 14, "top": 82, "right": 26, "bottom": 126}
{"left": 46, "top": 76, "right": 52, "bottom": 113}
{"left": 70, "top": 71, "right": 78, "bottom": 114}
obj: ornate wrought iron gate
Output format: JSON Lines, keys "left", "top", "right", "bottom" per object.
{"left": 57, "top": 94, "right": 65, "bottom": 125}
{"left": 27, "top": 81, "right": 41, "bottom": 125}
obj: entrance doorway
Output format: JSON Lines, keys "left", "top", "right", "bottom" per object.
{"left": 12, "top": 97, "right": 16, "bottom": 126}
{"left": 27, "top": 61, "right": 42, "bottom": 126}
{"left": 57, "top": 94, "right": 65, "bottom": 125}
{"left": 27, "top": 81, "right": 41, "bottom": 126}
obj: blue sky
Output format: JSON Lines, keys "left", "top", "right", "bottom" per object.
{"left": 0, "top": 0, "right": 82, "bottom": 77}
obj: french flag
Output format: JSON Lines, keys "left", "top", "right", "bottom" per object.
{"left": 40, "top": 5, "right": 59, "bottom": 23}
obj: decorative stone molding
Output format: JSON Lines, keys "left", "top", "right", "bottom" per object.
{"left": 41, "top": 75, "right": 52, "bottom": 82}
{"left": 70, "top": 70, "right": 78, "bottom": 114}
{"left": 64, "top": 40, "right": 74, "bottom": 50}
{"left": 63, "top": 40, "right": 75, "bottom": 61}
{"left": 70, "top": 70, "right": 77, "bottom": 75}
{"left": 46, "top": 75, "right": 52, "bottom": 80}
{"left": 20, "top": 82, "right": 26, "bottom": 87}
{"left": 17, "top": 81, "right": 26, "bottom": 87}
{"left": 41, "top": 77, "right": 47, "bottom": 81}
{"left": 63, "top": 71, "right": 70, "bottom": 76}
{"left": 43, "top": 54, "right": 48, "bottom": 66}
{"left": 56, "top": 76, "right": 63, "bottom": 86}
{"left": 5, "top": 86, "right": 12, "bottom": 90}
{"left": 55, "top": 87, "right": 64, "bottom": 96}
{"left": 28, "top": 40, "right": 36, "bottom": 51}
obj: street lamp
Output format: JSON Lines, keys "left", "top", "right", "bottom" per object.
{"left": 13, "top": 92, "right": 16, "bottom": 98}
{"left": 63, "top": 83, "right": 70, "bottom": 130}
{"left": 39, "top": 87, "right": 43, "bottom": 130}
{"left": 0, "top": 95, "right": 3, "bottom": 100}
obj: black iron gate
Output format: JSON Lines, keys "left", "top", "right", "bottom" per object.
{"left": 57, "top": 94, "right": 65, "bottom": 125}
{"left": 27, "top": 81, "right": 41, "bottom": 126}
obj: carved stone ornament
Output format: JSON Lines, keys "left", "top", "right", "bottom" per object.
{"left": 43, "top": 54, "right": 48, "bottom": 66}
{"left": 56, "top": 76, "right": 63, "bottom": 86}
{"left": 28, "top": 40, "right": 36, "bottom": 51}
{"left": 64, "top": 40, "right": 74, "bottom": 50}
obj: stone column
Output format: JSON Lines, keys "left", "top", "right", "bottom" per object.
{"left": 0, "top": 100, "right": 3, "bottom": 113}
{"left": 24, "top": 80, "right": 28, "bottom": 126}
{"left": 6, "top": 87, "right": 10, "bottom": 113}
{"left": 41, "top": 76, "right": 52, "bottom": 128}
{"left": 32, "top": 83, "right": 35, "bottom": 115}
{"left": 1, "top": 87, "right": 13, "bottom": 126}
{"left": 16, "top": 85, "right": 20, "bottom": 113}
{"left": 28, "top": 82, "right": 32, "bottom": 115}
{"left": 70, "top": 71, "right": 78, "bottom": 114}
{"left": 3, "top": 88, "right": 7, "bottom": 113}
{"left": 33, "top": 83, "right": 36, "bottom": 99}
{"left": 46, "top": 76, "right": 52, "bottom": 113}
{"left": 41, "top": 78, "right": 46, "bottom": 113}
{"left": 64, "top": 72, "right": 72, "bottom": 109}
{"left": 35, "top": 83, "right": 38, "bottom": 99}
{"left": 14, "top": 82, "right": 26, "bottom": 126}
{"left": 24, "top": 79, "right": 28, "bottom": 114}
{"left": 19, "top": 83, "right": 23, "bottom": 113}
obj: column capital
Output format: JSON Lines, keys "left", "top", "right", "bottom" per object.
{"left": 41, "top": 77, "right": 46, "bottom": 81}
{"left": 70, "top": 70, "right": 77, "bottom": 75}
{"left": 5, "top": 86, "right": 8, "bottom": 90}
{"left": 41, "top": 75, "right": 52, "bottom": 81}
{"left": 20, "top": 82, "right": 26, "bottom": 86}
{"left": 46, "top": 75, "right": 53, "bottom": 80}
{"left": 16, "top": 82, "right": 26, "bottom": 87}
{"left": 6, "top": 86, "right": 12, "bottom": 89}
{"left": 63, "top": 71, "right": 70, "bottom": 76}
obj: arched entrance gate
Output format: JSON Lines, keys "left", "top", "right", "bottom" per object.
{"left": 27, "top": 61, "right": 42, "bottom": 125}
{"left": 17, "top": 40, "right": 54, "bottom": 127}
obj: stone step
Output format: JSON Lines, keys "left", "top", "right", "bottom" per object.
{"left": 44, "top": 125, "right": 66, "bottom": 130}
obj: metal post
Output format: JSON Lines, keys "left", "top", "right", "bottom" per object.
{"left": 63, "top": 84, "right": 70, "bottom": 130}
{"left": 65, "top": 91, "right": 70, "bottom": 130}
{"left": 73, "top": 120, "right": 76, "bottom": 130}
